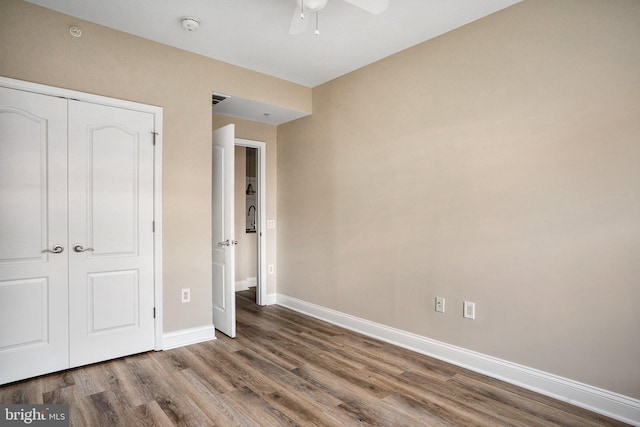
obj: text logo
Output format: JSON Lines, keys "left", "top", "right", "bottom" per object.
{"left": 0, "top": 405, "right": 69, "bottom": 426}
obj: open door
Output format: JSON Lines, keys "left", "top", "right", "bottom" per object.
{"left": 212, "top": 124, "right": 236, "bottom": 337}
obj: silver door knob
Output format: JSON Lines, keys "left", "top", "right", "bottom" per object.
{"left": 218, "top": 239, "right": 239, "bottom": 247}
{"left": 43, "top": 245, "right": 64, "bottom": 254}
{"left": 73, "top": 244, "right": 94, "bottom": 253}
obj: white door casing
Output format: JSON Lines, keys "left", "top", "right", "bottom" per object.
{"left": 0, "top": 87, "right": 70, "bottom": 383}
{"left": 0, "top": 78, "right": 161, "bottom": 384}
{"left": 212, "top": 124, "right": 236, "bottom": 338}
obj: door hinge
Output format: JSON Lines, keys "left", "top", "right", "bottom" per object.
{"left": 153, "top": 307, "right": 156, "bottom": 319}
{"left": 152, "top": 221, "right": 155, "bottom": 232}
{"left": 151, "top": 131, "right": 158, "bottom": 146}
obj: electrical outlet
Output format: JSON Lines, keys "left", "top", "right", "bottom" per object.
{"left": 268, "top": 264, "right": 274, "bottom": 274}
{"left": 435, "top": 297, "right": 445, "bottom": 313}
{"left": 181, "top": 288, "right": 191, "bottom": 303}
{"left": 463, "top": 301, "right": 475, "bottom": 319}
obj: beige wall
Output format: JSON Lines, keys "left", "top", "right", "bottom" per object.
{"left": 214, "top": 115, "right": 278, "bottom": 295}
{"left": 0, "top": 0, "right": 308, "bottom": 332}
{"left": 278, "top": 0, "right": 640, "bottom": 399}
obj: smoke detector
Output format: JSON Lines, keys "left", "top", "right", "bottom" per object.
{"left": 181, "top": 17, "right": 200, "bottom": 32}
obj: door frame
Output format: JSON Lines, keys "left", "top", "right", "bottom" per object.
{"left": 235, "top": 139, "right": 267, "bottom": 306}
{"left": 0, "top": 76, "right": 164, "bottom": 351}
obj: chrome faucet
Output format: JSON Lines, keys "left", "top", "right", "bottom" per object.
{"left": 247, "top": 205, "right": 256, "bottom": 230}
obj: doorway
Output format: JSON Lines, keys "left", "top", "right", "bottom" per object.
{"left": 211, "top": 127, "right": 267, "bottom": 338}
{"left": 235, "top": 139, "right": 267, "bottom": 307}
{"left": 234, "top": 146, "right": 257, "bottom": 300}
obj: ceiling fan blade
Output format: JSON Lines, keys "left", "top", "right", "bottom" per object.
{"left": 342, "top": 0, "right": 389, "bottom": 14}
{"left": 289, "top": 5, "right": 308, "bottom": 34}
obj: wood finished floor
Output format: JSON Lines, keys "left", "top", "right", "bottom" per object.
{"left": 0, "top": 290, "right": 629, "bottom": 426}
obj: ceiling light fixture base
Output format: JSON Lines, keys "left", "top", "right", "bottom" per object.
{"left": 296, "top": 0, "right": 328, "bottom": 12}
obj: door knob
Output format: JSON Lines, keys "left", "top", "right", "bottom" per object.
{"left": 42, "top": 245, "right": 64, "bottom": 254}
{"left": 218, "top": 239, "right": 239, "bottom": 247}
{"left": 73, "top": 244, "right": 94, "bottom": 253}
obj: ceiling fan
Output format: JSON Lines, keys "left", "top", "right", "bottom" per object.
{"left": 289, "top": 0, "right": 389, "bottom": 35}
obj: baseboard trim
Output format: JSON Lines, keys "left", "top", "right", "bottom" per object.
{"left": 276, "top": 294, "right": 640, "bottom": 426}
{"left": 235, "top": 277, "right": 256, "bottom": 292}
{"left": 162, "top": 325, "right": 216, "bottom": 350}
{"left": 235, "top": 280, "right": 249, "bottom": 292}
{"left": 263, "top": 293, "right": 277, "bottom": 306}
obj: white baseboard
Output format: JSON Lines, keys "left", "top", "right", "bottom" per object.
{"left": 235, "top": 277, "right": 257, "bottom": 292}
{"left": 263, "top": 293, "right": 277, "bottom": 306}
{"left": 235, "top": 280, "right": 249, "bottom": 292}
{"left": 276, "top": 294, "right": 640, "bottom": 426}
{"left": 162, "top": 325, "right": 216, "bottom": 350}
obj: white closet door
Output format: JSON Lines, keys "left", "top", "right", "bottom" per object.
{"left": 67, "top": 100, "right": 155, "bottom": 367}
{"left": 0, "top": 87, "right": 69, "bottom": 383}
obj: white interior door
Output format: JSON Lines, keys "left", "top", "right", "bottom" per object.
{"left": 67, "top": 100, "right": 156, "bottom": 367}
{"left": 212, "top": 124, "right": 236, "bottom": 338}
{"left": 0, "top": 87, "right": 70, "bottom": 384}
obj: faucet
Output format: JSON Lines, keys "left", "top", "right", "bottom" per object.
{"left": 247, "top": 205, "right": 256, "bottom": 229}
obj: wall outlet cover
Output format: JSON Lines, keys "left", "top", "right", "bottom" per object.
{"left": 181, "top": 288, "right": 191, "bottom": 303}
{"left": 463, "top": 301, "right": 475, "bottom": 319}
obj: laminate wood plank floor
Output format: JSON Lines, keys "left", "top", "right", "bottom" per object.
{"left": 0, "top": 290, "right": 630, "bottom": 426}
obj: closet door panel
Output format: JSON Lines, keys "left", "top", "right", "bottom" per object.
{"left": 0, "top": 87, "right": 69, "bottom": 384}
{"left": 68, "top": 100, "right": 155, "bottom": 367}
{"left": 89, "top": 125, "right": 139, "bottom": 255}
{"left": 0, "top": 103, "right": 49, "bottom": 263}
